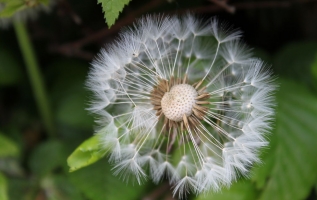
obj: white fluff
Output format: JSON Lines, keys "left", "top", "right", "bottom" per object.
{"left": 87, "top": 14, "right": 277, "bottom": 198}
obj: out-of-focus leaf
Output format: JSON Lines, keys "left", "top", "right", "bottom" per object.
{"left": 40, "top": 175, "right": 84, "bottom": 200}
{"left": 8, "top": 178, "right": 35, "bottom": 200}
{"left": 311, "top": 54, "right": 317, "bottom": 88}
{"left": 250, "top": 121, "right": 278, "bottom": 189}
{"left": 67, "top": 135, "right": 105, "bottom": 172}
{"left": 0, "top": 47, "right": 22, "bottom": 86}
{"left": 196, "top": 180, "right": 257, "bottom": 200}
{"left": 29, "top": 140, "right": 65, "bottom": 177}
{"left": 0, "top": 1, "right": 25, "bottom": 18}
{"left": 0, "top": 133, "right": 19, "bottom": 157}
{"left": 274, "top": 42, "right": 317, "bottom": 87}
{"left": 250, "top": 148, "right": 275, "bottom": 189}
{"left": 0, "top": 172, "right": 8, "bottom": 200}
{"left": 98, "top": 0, "right": 131, "bottom": 27}
{"left": 69, "top": 158, "right": 147, "bottom": 200}
{"left": 56, "top": 92, "right": 93, "bottom": 129}
{"left": 38, "top": 0, "right": 49, "bottom": 5}
{"left": 256, "top": 79, "right": 317, "bottom": 200}
{"left": 48, "top": 60, "right": 93, "bottom": 129}
{"left": 0, "top": 158, "right": 24, "bottom": 177}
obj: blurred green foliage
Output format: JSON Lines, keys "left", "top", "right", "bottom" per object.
{"left": 1, "top": 0, "right": 317, "bottom": 200}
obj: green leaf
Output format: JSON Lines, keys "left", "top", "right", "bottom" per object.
{"left": 196, "top": 180, "right": 257, "bottom": 200}
{"left": 38, "top": 0, "right": 49, "bottom": 6}
{"left": 69, "top": 158, "right": 147, "bottom": 200}
{"left": 0, "top": 1, "right": 25, "bottom": 18}
{"left": 0, "top": 133, "right": 19, "bottom": 157}
{"left": 311, "top": 53, "right": 317, "bottom": 88}
{"left": 0, "top": 172, "right": 8, "bottom": 200}
{"left": 29, "top": 140, "right": 65, "bottom": 177}
{"left": 250, "top": 147, "right": 275, "bottom": 189}
{"left": 67, "top": 135, "right": 105, "bottom": 172}
{"left": 98, "top": 0, "right": 131, "bottom": 27}
{"left": 0, "top": 47, "right": 22, "bottom": 86}
{"left": 256, "top": 79, "right": 317, "bottom": 200}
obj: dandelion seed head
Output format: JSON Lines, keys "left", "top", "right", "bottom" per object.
{"left": 87, "top": 14, "right": 277, "bottom": 198}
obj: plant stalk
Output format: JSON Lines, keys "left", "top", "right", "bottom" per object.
{"left": 13, "top": 20, "right": 55, "bottom": 138}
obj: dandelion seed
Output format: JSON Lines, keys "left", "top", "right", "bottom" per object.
{"left": 87, "top": 14, "right": 277, "bottom": 198}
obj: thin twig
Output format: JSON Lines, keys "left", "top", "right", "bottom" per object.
{"left": 51, "top": 0, "right": 165, "bottom": 59}
{"left": 52, "top": 0, "right": 317, "bottom": 59}
{"left": 209, "top": 0, "right": 235, "bottom": 13}
{"left": 14, "top": 21, "right": 55, "bottom": 138}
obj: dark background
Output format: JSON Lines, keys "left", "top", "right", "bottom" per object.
{"left": 1, "top": 0, "right": 317, "bottom": 199}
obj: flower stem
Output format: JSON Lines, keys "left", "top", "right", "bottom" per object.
{"left": 13, "top": 20, "right": 55, "bottom": 138}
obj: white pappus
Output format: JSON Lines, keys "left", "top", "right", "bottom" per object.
{"left": 87, "top": 14, "right": 277, "bottom": 198}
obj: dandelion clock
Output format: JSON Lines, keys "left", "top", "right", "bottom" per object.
{"left": 87, "top": 14, "right": 277, "bottom": 198}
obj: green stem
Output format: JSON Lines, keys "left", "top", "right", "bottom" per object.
{"left": 13, "top": 20, "right": 55, "bottom": 138}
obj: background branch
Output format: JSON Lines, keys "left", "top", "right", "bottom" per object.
{"left": 51, "top": 0, "right": 317, "bottom": 60}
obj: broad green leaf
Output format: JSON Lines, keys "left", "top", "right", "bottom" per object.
{"left": 250, "top": 147, "right": 275, "bottom": 189}
{"left": 29, "top": 140, "right": 65, "bottom": 177}
{"left": 257, "top": 79, "right": 317, "bottom": 200}
{"left": 98, "top": 0, "right": 131, "bottom": 27}
{"left": 0, "top": 172, "right": 8, "bottom": 200}
{"left": 0, "top": 1, "right": 25, "bottom": 18}
{"left": 196, "top": 180, "right": 257, "bottom": 200}
{"left": 0, "top": 133, "right": 19, "bottom": 157}
{"left": 250, "top": 122, "right": 278, "bottom": 189}
{"left": 69, "top": 158, "right": 147, "bottom": 200}
{"left": 67, "top": 135, "right": 105, "bottom": 172}
{"left": 0, "top": 47, "right": 22, "bottom": 86}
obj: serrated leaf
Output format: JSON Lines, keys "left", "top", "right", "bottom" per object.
{"left": 98, "top": 0, "right": 131, "bottom": 27}
{"left": 0, "top": 172, "right": 8, "bottom": 200}
{"left": 0, "top": 133, "right": 19, "bottom": 158}
{"left": 67, "top": 135, "right": 105, "bottom": 172}
{"left": 257, "top": 79, "right": 317, "bottom": 200}
{"left": 0, "top": 1, "right": 25, "bottom": 18}
{"left": 196, "top": 180, "right": 257, "bottom": 200}
{"left": 69, "top": 158, "right": 147, "bottom": 200}
{"left": 29, "top": 140, "right": 65, "bottom": 177}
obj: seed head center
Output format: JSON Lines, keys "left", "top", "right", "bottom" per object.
{"left": 161, "top": 84, "right": 198, "bottom": 122}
